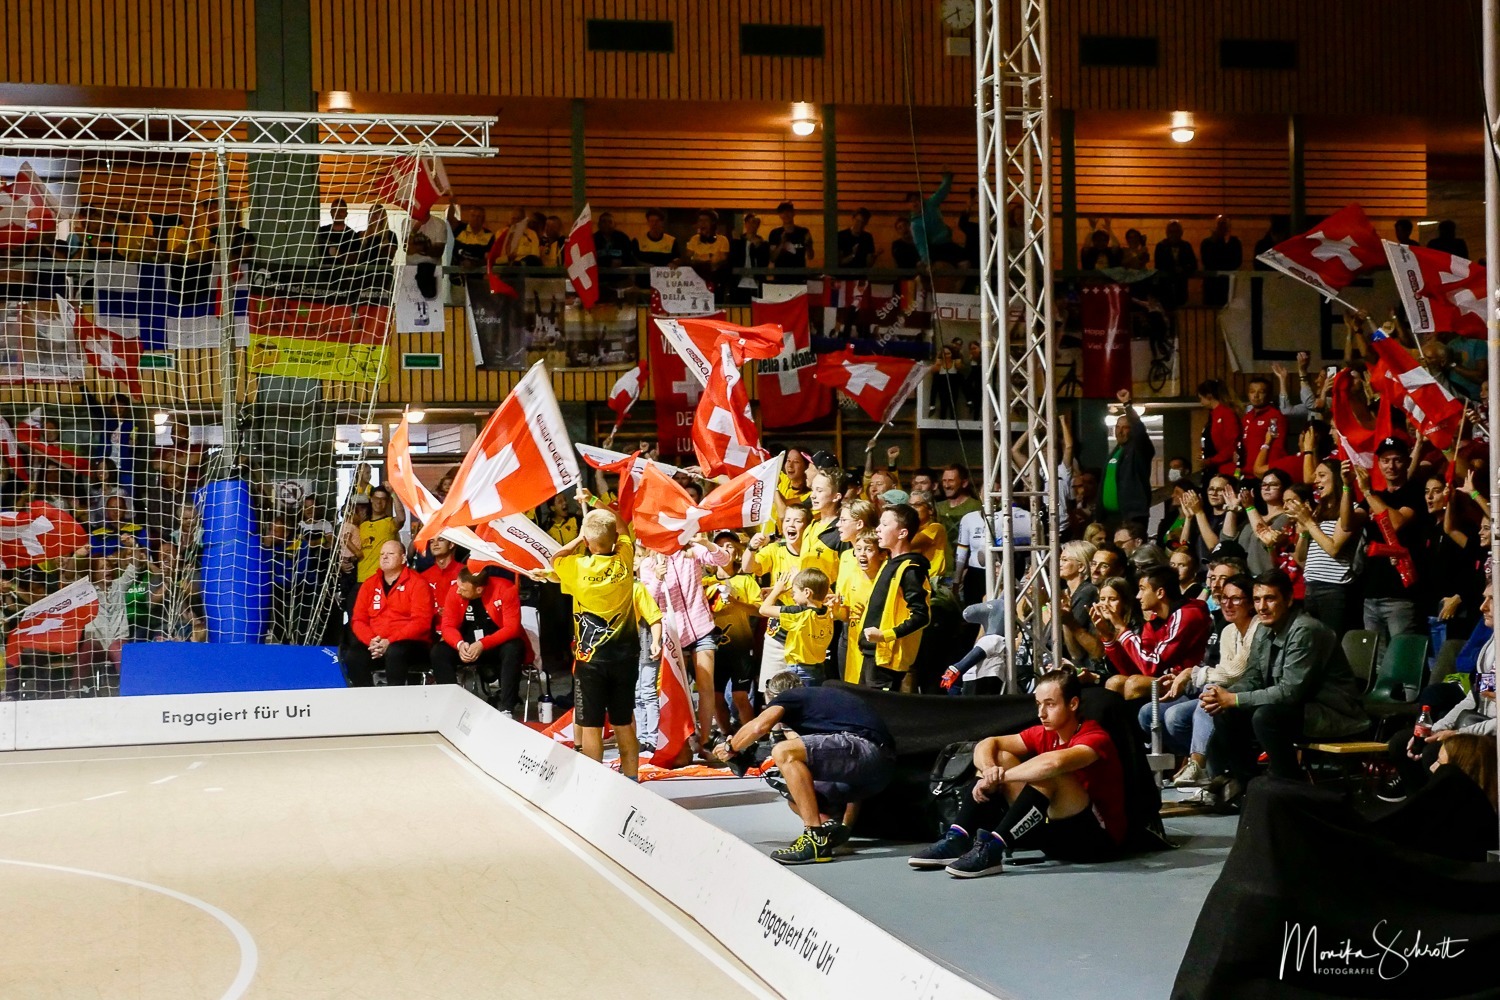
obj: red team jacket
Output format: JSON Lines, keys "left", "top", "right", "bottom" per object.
{"left": 1103, "top": 600, "right": 1211, "bottom": 677}
{"left": 351, "top": 568, "right": 437, "bottom": 644}
{"left": 421, "top": 558, "right": 463, "bottom": 608}
{"left": 439, "top": 574, "right": 523, "bottom": 652}
{"left": 1202, "top": 403, "right": 1240, "bottom": 476}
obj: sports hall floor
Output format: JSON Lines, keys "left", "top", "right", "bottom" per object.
{"left": 0, "top": 735, "right": 774, "bottom": 1000}
{"left": 652, "top": 778, "right": 1237, "bottom": 1000}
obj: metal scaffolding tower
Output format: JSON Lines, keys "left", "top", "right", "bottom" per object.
{"left": 975, "top": 0, "right": 1059, "bottom": 689}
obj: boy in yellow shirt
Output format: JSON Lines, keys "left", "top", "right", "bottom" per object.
{"left": 705, "top": 531, "right": 761, "bottom": 734}
{"left": 835, "top": 530, "right": 887, "bottom": 683}
{"left": 759, "top": 568, "right": 837, "bottom": 687}
{"left": 534, "top": 501, "right": 641, "bottom": 780}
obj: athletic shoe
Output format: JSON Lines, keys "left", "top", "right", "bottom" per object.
{"left": 1203, "top": 775, "right": 1244, "bottom": 811}
{"left": 822, "top": 820, "right": 852, "bottom": 852}
{"left": 772, "top": 826, "right": 832, "bottom": 865}
{"left": 945, "top": 830, "right": 1007, "bottom": 878}
{"left": 1172, "top": 758, "right": 1209, "bottom": 788}
{"left": 908, "top": 826, "right": 973, "bottom": 869}
{"left": 1375, "top": 776, "right": 1408, "bottom": 804}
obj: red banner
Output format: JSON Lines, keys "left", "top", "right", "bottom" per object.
{"left": 1080, "top": 283, "right": 1131, "bottom": 399}
{"left": 649, "top": 311, "right": 723, "bottom": 461}
{"left": 753, "top": 294, "right": 831, "bottom": 428}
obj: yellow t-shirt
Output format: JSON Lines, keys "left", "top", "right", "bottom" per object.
{"left": 914, "top": 521, "right": 949, "bottom": 582}
{"left": 684, "top": 234, "right": 729, "bottom": 266}
{"left": 356, "top": 516, "right": 400, "bottom": 581}
{"left": 775, "top": 605, "right": 835, "bottom": 667}
{"left": 632, "top": 581, "right": 663, "bottom": 630}
{"left": 836, "top": 552, "right": 879, "bottom": 682}
{"left": 799, "top": 516, "right": 842, "bottom": 583}
{"left": 749, "top": 541, "right": 803, "bottom": 604}
{"left": 553, "top": 537, "right": 636, "bottom": 662}
{"left": 777, "top": 474, "right": 811, "bottom": 507}
{"left": 508, "top": 228, "right": 541, "bottom": 263}
{"left": 706, "top": 573, "right": 763, "bottom": 649}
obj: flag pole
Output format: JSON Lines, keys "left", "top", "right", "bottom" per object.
{"left": 1483, "top": 0, "right": 1500, "bottom": 865}
{"left": 865, "top": 421, "right": 889, "bottom": 453}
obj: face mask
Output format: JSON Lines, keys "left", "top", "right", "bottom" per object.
{"left": 1167, "top": 468, "right": 1183, "bottom": 483}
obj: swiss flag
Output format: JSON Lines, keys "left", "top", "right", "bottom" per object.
{"left": 4, "top": 577, "right": 99, "bottom": 663}
{"left": 1384, "top": 241, "right": 1488, "bottom": 337}
{"left": 753, "top": 293, "right": 830, "bottom": 428}
{"left": 1330, "top": 369, "right": 1392, "bottom": 491}
{"left": 650, "top": 616, "right": 697, "bottom": 767}
{"left": 577, "top": 443, "right": 684, "bottom": 482}
{"left": 415, "top": 362, "right": 579, "bottom": 545}
{"left": 1368, "top": 329, "right": 1464, "bottom": 450}
{"left": 0, "top": 501, "right": 89, "bottom": 569}
{"left": 814, "top": 349, "right": 928, "bottom": 424}
{"left": 0, "top": 163, "right": 59, "bottom": 248}
{"left": 648, "top": 312, "right": 722, "bottom": 458}
{"left": 15, "top": 411, "right": 91, "bottom": 473}
{"left": 57, "top": 297, "right": 141, "bottom": 396}
{"left": 372, "top": 152, "right": 449, "bottom": 223}
{"left": 633, "top": 454, "right": 784, "bottom": 554}
{"left": 607, "top": 360, "right": 647, "bottom": 430}
{"left": 388, "top": 415, "right": 559, "bottom": 574}
{"left": 657, "top": 316, "right": 785, "bottom": 389}
{"left": 563, "top": 204, "right": 601, "bottom": 309}
{"left": 693, "top": 342, "right": 769, "bottom": 478}
{"left": 1256, "top": 203, "right": 1385, "bottom": 296}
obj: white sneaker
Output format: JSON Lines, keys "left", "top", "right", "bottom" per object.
{"left": 1172, "top": 758, "right": 1208, "bottom": 788}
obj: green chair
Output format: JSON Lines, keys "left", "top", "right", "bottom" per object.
{"left": 1340, "top": 630, "right": 1379, "bottom": 691}
{"left": 1365, "top": 634, "right": 1429, "bottom": 731}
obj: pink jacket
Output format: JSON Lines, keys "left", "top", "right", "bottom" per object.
{"left": 638, "top": 544, "right": 730, "bottom": 645}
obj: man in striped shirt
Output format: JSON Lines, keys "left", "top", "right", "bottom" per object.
{"left": 1093, "top": 566, "right": 1211, "bottom": 703}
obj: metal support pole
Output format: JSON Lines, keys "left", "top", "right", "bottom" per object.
{"left": 216, "top": 147, "right": 237, "bottom": 468}
{"left": 1483, "top": 0, "right": 1500, "bottom": 863}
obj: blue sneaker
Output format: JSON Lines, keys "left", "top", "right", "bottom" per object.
{"left": 908, "top": 825, "right": 973, "bottom": 869}
{"left": 945, "top": 830, "right": 1007, "bottom": 878}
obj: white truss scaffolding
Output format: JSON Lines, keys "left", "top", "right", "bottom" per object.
{"left": 0, "top": 107, "right": 497, "bottom": 156}
{"left": 976, "top": 0, "right": 1059, "bottom": 689}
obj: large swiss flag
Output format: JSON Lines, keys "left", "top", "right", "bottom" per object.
{"left": 0, "top": 501, "right": 89, "bottom": 569}
{"left": 753, "top": 293, "right": 830, "bottom": 428}
{"left": 0, "top": 163, "right": 59, "bottom": 248}
{"left": 1384, "top": 241, "right": 1488, "bottom": 337}
{"left": 633, "top": 454, "right": 783, "bottom": 554}
{"left": 814, "top": 349, "right": 926, "bottom": 423}
{"left": 692, "top": 342, "right": 769, "bottom": 478}
{"left": 1255, "top": 203, "right": 1385, "bottom": 296}
{"left": 649, "top": 312, "right": 721, "bottom": 459}
{"left": 563, "top": 204, "right": 600, "bottom": 309}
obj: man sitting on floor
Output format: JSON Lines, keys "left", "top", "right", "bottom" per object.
{"left": 909, "top": 669, "right": 1127, "bottom": 877}
{"left": 1199, "top": 568, "right": 1367, "bottom": 806}
{"left": 712, "top": 670, "right": 895, "bottom": 865}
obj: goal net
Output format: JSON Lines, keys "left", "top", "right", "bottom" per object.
{"left": 0, "top": 121, "right": 466, "bottom": 694}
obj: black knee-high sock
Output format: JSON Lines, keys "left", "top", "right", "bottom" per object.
{"left": 992, "top": 786, "right": 1049, "bottom": 849}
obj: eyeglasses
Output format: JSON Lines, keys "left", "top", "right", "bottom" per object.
{"left": 1220, "top": 594, "right": 1247, "bottom": 604}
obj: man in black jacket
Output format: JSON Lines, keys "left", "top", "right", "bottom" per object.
{"left": 1103, "top": 388, "right": 1155, "bottom": 531}
{"left": 728, "top": 212, "right": 771, "bottom": 304}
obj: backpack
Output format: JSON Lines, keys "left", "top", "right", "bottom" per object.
{"left": 927, "top": 740, "right": 979, "bottom": 837}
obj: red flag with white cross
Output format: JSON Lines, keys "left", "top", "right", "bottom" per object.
{"left": 563, "top": 204, "right": 601, "bottom": 309}
{"left": 1255, "top": 203, "right": 1384, "bottom": 296}
{"left": 692, "top": 342, "right": 769, "bottom": 479}
{"left": 814, "top": 349, "right": 928, "bottom": 423}
{"left": 1384, "top": 240, "right": 1488, "bottom": 337}
{"left": 415, "top": 362, "right": 579, "bottom": 545}
{"left": 632, "top": 454, "right": 784, "bottom": 554}
{"left": 752, "top": 293, "right": 831, "bottom": 428}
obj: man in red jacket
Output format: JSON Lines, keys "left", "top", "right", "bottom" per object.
{"left": 342, "top": 540, "right": 438, "bottom": 686}
{"left": 433, "top": 568, "right": 528, "bottom": 715}
{"left": 1240, "top": 375, "right": 1288, "bottom": 477}
{"left": 1093, "top": 565, "right": 1210, "bottom": 702}
{"left": 420, "top": 537, "right": 463, "bottom": 610}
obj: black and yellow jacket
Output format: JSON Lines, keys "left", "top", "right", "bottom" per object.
{"left": 857, "top": 551, "right": 931, "bottom": 673}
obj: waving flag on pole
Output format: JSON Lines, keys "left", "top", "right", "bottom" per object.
{"left": 1330, "top": 369, "right": 1392, "bottom": 491}
{"left": 606, "top": 360, "right": 647, "bottom": 431}
{"left": 1367, "top": 328, "right": 1464, "bottom": 450}
{"left": 563, "top": 204, "right": 601, "bottom": 309}
{"left": 1384, "top": 240, "right": 1489, "bottom": 336}
{"left": 578, "top": 443, "right": 683, "bottom": 482}
{"left": 753, "top": 292, "right": 831, "bottom": 428}
{"left": 692, "top": 342, "right": 768, "bottom": 478}
{"left": 633, "top": 454, "right": 784, "bottom": 554}
{"left": 0, "top": 163, "right": 60, "bottom": 248}
{"left": 1255, "top": 203, "right": 1385, "bottom": 298}
{"left": 0, "top": 501, "right": 89, "bottom": 568}
{"left": 814, "top": 350, "right": 928, "bottom": 423}
{"left": 5, "top": 577, "right": 99, "bottom": 663}
{"left": 415, "top": 362, "right": 579, "bottom": 545}
{"left": 650, "top": 615, "right": 697, "bottom": 767}
{"left": 372, "top": 151, "right": 450, "bottom": 223}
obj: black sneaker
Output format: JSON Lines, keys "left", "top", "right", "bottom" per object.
{"left": 945, "top": 829, "right": 1007, "bottom": 879}
{"left": 1375, "top": 775, "right": 1408, "bottom": 804}
{"left": 822, "top": 820, "right": 852, "bottom": 852}
{"left": 771, "top": 826, "right": 832, "bottom": 865}
{"left": 908, "top": 826, "right": 973, "bottom": 869}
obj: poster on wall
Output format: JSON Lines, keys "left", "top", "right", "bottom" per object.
{"left": 468, "top": 276, "right": 639, "bottom": 372}
{"left": 394, "top": 264, "right": 446, "bottom": 334}
{"left": 811, "top": 278, "right": 933, "bottom": 357}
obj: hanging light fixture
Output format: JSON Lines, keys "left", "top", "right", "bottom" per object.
{"left": 1170, "top": 111, "right": 1196, "bottom": 143}
{"left": 790, "top": 102, "right": 818, "bottom": 137}
{"left": 325, "top": 90, "right": 355, "bottom": 113}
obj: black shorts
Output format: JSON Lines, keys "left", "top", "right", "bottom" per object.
{"left": 573, "top": 655, "right": 636, "bottom": 729}
{"left": 1025, "top": 805, "right": 1121, "bottom": 863}
{"left": 713, "top": 641, "right": 754, "bottom": 693}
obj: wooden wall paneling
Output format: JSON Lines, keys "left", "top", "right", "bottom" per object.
{"left": 585, "top": 132, "right": 823, "bottom": 210}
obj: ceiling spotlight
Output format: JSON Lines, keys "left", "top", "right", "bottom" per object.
{"left": 407, "top": 406, "right": 426, "bottom": 424}
{"left": 1170, "top": 111, "right": 1196, "bottom": 143}
{"left": 790, "top": 102, "right": 818, "bottom": 137}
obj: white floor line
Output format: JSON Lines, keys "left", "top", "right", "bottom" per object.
{"left": 0, "top": 857, "right": 258, "bottom": 1000}
{"left": 0, "top": 807, "right": 42, "bottom": 818}
{"left": 435, "top": 744, "right": 781, "bottom": 1000}
{"left": 83, "top": 790, "right": 126, "bottom": 801}
{"left": 150, "top": 774, "right": 179, "bottom": 785}
{"left": 0, "top": 741, "right": 445, "bottom": 767}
